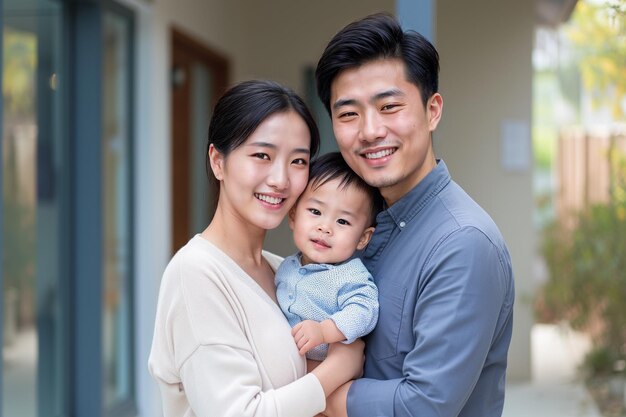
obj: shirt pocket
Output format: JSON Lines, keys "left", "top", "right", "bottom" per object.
{"left": 368, "top": 284, "right": 406, "bottom": 361}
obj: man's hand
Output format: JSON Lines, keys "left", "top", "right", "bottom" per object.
{"left": 292, "top": 320, "right": 325, "bottom": 355}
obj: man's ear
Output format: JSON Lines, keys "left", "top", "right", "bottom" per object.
{"left": 208, "top": 144, "right": 224, "bottom": 180}
{"left": 427, "top": 93, "right": 443, "bottom": 132}
{"left": 356, "top": 226, "right": 375, "bottom": 251}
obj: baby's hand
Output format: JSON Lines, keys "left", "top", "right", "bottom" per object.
{"left": 292, "top": 320, "right": 324, "bottom": 355}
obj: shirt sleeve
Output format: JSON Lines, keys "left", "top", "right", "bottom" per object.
{"left": 173, "top": 256, "right": 326, "bottom": 417}
{"left": 330, "top": 261, "right": 379, "bottom": 344}
{"left": 347, "top": 227, "right": 510, "bottom": 416}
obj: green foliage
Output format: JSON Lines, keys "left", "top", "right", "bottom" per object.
{"left": 539, "top": 148, "right": 626, "bottom": 374}
{"left": 584, "top": 345, "right": 621, "bottom": 376}
{"left": 565, "top": 0, "right": 626, "bottom": 118}
{"left": 2, "top": 137, "right": 35, "bottom": 294}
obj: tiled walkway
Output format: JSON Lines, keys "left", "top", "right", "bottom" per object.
{"left": 502, "top": 323, "right": 602, "bottom": 417}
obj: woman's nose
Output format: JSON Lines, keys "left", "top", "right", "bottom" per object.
{"left": 267, "top": 163, "right": 289, "bottom": 190}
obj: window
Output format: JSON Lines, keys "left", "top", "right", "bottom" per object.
{"left": 102, "top": 3, "right": 135, "bottom": 414}
{"left": 2, "top": 0, "right": 69, "bottom": 415}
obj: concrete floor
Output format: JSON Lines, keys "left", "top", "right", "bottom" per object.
{"left": 2, "top": 323, "right": 604, "bottom": 417}
{"left": 502, "top": 323, "right": 602, "bottom": 417}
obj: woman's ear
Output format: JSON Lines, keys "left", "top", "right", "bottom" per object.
{"left": 356, "top": 226, "right": 375, "bottom": 251}
{"left": 208, "top": 144, "right": 224, "bottom": 181}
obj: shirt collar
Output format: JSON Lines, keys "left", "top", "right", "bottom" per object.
{"left": 378, "top": 159, "right": 451, "bottom": 229}
{"left": 292, "top": 253, "right": 336, "bottom": 271}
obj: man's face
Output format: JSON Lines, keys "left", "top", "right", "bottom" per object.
{"left": 330, "top": 58, "right": 443, "bottom": 206}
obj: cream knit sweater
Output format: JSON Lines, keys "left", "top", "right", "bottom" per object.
{"left": 148, "top": 235, "right": 325, "bottom": 417}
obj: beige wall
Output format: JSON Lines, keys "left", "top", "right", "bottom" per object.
{"left": 236, "top": 1, "right": 395, "bottom": 256}
{"left": 436, "top": 1, "right": 535, "bottom": 380}
{"left": 126, "top": 2, "right": 536, "bottom": 414}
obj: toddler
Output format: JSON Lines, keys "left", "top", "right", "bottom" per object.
{"left": 275, "top": 152, "right": 382, "bottom": 361}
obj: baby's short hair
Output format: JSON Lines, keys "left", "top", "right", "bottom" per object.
{"left": 308, "top": 152, "right": 383, "bottom": 226}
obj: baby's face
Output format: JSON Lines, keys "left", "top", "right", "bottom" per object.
{"left": 289, "top": 178, "right": 374, "bottom": 265}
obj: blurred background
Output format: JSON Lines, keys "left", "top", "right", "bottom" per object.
{"left": 1, "top": 0, "right": 624, "bottom": 416}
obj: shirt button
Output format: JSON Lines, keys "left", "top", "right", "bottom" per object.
{"left": 298, "top": 268, "right": 306, "bottom": 275}
{"left": 399, "top": 221, "right": 406, "bottom": 228}
{"left": 288, "top": 294, "right": 294, "bottom": 300}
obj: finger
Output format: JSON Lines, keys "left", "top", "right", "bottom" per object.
{"left": 297, "top": 337, "right": 307, "bottom": 350}
{"left": 292, "top": 323, "right": 301, "bottom": 336}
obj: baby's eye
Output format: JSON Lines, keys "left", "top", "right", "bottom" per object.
{"left": 337, "top": 218, "right": 351, "bottom": 226}
{"left": 252, "top": 153, "right": 270, "bottom": 160}
{"left": 308, "top": 208, "right": 321, "bottom": 216}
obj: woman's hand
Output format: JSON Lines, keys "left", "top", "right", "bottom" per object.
{"left": 310, "top": 339, "right": 364, "bottom": 397}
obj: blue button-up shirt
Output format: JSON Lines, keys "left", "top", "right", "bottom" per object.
{"left": 347, "top": 160, "right": 515, "bottom": 417}
{"left": 275, "top": 254, "right": 379, "bottom": 361}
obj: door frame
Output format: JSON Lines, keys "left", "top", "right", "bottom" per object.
{"left": 170, "top": 28, "right": 229, "bottom": 254}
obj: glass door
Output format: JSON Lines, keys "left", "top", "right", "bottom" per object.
{"left": 2, "top": 0, "right": 68, "bottom": 416}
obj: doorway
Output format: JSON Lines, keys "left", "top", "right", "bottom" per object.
{"left": 170, "top": 29, "right": 228, "bottom": 253}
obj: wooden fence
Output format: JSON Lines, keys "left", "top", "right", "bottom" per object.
{"left": 556, "top": 126, "right": 626, "bottom": 226}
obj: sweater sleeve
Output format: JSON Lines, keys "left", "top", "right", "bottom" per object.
{"left": 181, "top": 345, "right": 324, "bottom": 417}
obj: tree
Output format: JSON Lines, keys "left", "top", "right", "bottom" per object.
{"left": 565, "top": 0, "right": 626, "bottom": 118}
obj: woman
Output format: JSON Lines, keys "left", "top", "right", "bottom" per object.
{"left": 148, "top": 80, "right": 364, "bottom": 417}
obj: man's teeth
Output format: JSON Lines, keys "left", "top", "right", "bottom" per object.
{"left": 255, "top": 194, "right": 283, "bottom": 204}
{"left": 365, "top": 149, "right": 394, "bottom": 159}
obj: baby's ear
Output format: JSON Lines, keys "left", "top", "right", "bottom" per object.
{"left": 287, "top": 207, "right": 297, "bottom": 230}
{"left": 356, "top": 226, "right": 375, "bottom": 250}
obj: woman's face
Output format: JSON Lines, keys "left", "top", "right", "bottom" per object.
{"left": 210, "top": 110, "right": 312, "bottom": 231}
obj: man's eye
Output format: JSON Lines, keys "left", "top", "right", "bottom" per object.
{"left": 381, "top": 104, "right": 398, "bottom": 111}
{"left": 337, "top": 219, "right": 351, "bottom": 226}
{"left": 338, "top": 111, "right": 357, "bottom": 118}
{"left": 308, "top": 208, "right": 321, "bottom": 216}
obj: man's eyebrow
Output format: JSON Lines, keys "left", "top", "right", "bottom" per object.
{"left": 333, "top": 98, "right": 356, "bottom": 110}
{"left": 372, "top": 88, "right": 405, "bottom": 102}
{"left": 333, "top": 89, "right": 405, "bottom": 110}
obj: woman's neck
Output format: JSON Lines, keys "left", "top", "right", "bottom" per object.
{"left": 201, "top": 206, "right": 267, "bottom": 267}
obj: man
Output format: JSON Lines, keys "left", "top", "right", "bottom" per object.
{"left": 315, "top": 13, "right": 515, "bottom": 417}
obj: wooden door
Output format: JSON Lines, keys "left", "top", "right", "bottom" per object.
{"left": 171, "top": 29, "right": 228, "bottom": 253}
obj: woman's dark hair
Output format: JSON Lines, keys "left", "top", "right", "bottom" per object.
{"left": 315, "top": 13, "right": 439, "bottom": 113}
{"left": 206, "top": 79, "right": 320, "bottom": 178}
{"left": 308, "top": 152, "right": 383, "bottom": 226}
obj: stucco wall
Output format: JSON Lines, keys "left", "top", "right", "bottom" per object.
{"left": 122, "top": 1, "right": 535, "bottom": 414}
{"left": 236, "top": 1, "right": 395, "bottom": 256}
{"left": 436, "top": 0, "right": 535, "bottom": 381}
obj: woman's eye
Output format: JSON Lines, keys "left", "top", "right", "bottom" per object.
{"left": 252, "top": 153, "right": 270, "bottom": 160}
{"left": 292, "top": 158, "right": 308, "bottom": 166}
{"left": 337, "top": 219, "right": 351, "bottom": 226}
{"left": 308, "top": 208, "right": 321, "bottom": 216}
